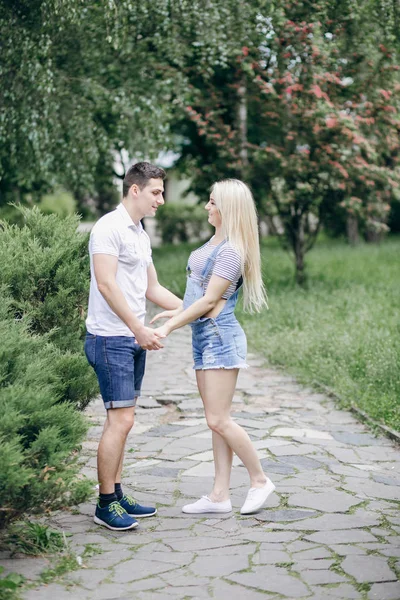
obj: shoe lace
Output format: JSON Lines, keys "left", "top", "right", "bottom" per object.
{"left": 122, "top": 494, "right": 137, "bottom": 507}
{"left": 108, "top": 501, "right": 126, "bottom": 517}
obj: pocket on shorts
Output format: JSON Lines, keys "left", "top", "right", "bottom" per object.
{"left": 84, "top": 335, "right": 96, "bottom": 367}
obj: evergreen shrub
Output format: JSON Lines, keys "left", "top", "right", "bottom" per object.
{"left": 0, "top": 207, "right": 99, "bottom": 526}
{"left": 0, "top": 292, "right": 93, "bottom": 527}
{"left": 0, "top": 206, "right": 90, "bottom": 354}
{"left": 155, "top": 202, "right": 211, "bottom": 244}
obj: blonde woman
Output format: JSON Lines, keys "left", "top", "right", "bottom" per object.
{"left": 152, "top": 179, "right": 275, "bottom": 514}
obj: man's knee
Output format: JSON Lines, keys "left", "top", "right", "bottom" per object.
{"left": 108, "top": 408, "right": 135, "bottom": 435}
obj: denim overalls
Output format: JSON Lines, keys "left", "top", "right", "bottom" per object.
{"left": 183, "top": 240, "right": 248, "bottom": 370}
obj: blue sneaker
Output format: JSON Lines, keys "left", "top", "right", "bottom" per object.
{"left": 119, "top": 494, "right": 157, "bottom": 518}
{"left": 94, "top": 500, "right": 138, "bottom": 531}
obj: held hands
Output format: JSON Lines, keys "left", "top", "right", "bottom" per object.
{"left": 140, "top": 306, "right": 181, "bottom": 347}
{"left": 149, "top": 309, "right": 179, "bottom": 341}
{"left": 135, "top": 325, "right": 165, "bottom": 351}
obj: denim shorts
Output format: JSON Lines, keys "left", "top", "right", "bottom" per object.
{"left": 84, "top": 333, "right": 146, "bottom": 409}
{"left": 191, "top": 314, "right": 248, "bottom": 370}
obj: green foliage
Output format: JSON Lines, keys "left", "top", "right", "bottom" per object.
{"left": 176, "top": 0, "right": 400, "bottom": 282}
{"left": 38, "top": 190, "right": 77, "bottom": 218}
{"left": 0, "top": 209, "right": 98, "bottom": 526}
{"left": 0, "top": 0, "right": 257, "bottom": 212}
{"left": 241, "top": 237, "right": 400, "bottom": 431}
{"left": 0, "top": 206, "right": 90, "bottom": 353}
{"left": 3, "top": 522, "right": 66, "bottom": 556}
{"left": 155, "top": 203, "right": 212, "bottom": 244}
{"left": 0, "top": 567, "right": 24, "bottom": 600}
{"left": 0, "top": 297, "right": 94, "bottom": 526}
{"left": 152, "top": 237, "right": 400, "bottom": 431}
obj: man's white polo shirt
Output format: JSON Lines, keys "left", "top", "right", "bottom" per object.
{"left": 86, "top": 203, "right": 152, "bottom": 337}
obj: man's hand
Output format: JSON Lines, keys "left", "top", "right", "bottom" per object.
{"left": 134, "top": 326, "right": 164, "bottom": 350}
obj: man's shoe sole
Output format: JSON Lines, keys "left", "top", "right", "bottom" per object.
{"left": 129, "top": 508, "right": 157, "bottom": 518}
{"left": 94, "top": 516, "right": 139, "bottom": 530}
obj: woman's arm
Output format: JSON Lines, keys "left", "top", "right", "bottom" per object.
{"left": 152, "top": 274, "right": 231, "bottom": 336}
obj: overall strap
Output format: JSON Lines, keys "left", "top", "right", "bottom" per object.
{"left": 200, "top": 239, "right": 227, "bottom": 279}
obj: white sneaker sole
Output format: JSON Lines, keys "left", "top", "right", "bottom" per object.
{"left": 182, "top": 507, "right": 232, "bottom": 514}
{"left": 240, "top": 481, "right": 276, "bottom": 515}
{"left": 93, "top": 516, "right": 139, "bottom": 530}
{"left": 182, "top": 501, "right": 232, "bottom": 514}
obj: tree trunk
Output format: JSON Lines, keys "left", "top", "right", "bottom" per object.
{"left": 291, "top": 213, "right": 306, "bottom": 285}
{"left": 365, "top": 221, "right": 386, "bottom": 244}
{"left": 346, "top": 215, "right": 360, "bottom": 245}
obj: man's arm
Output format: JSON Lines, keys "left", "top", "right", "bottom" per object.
{"left": 153, "top": 274, "right": 231, "bottom": 335}
{"left": 146, "top": 263, "right": 183, "bottom": 310}
{"left": 93, "top": 254, "right": 163, "bottom": 350}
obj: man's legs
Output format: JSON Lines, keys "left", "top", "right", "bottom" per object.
{"left": 97, "top": 406, "right": 135, "bottom": 494}
{"left": 94, "top": 406, "right": 138, "bottom": 531}
{"left": 97, "top": 398, "right": 157, "bottom": 520}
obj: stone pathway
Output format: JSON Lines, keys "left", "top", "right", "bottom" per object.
{"left": 3, "top": 325, "right": 400, "bottom": 600}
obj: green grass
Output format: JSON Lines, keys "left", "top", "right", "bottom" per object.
{"left": 152, "top": 236, "right": 400, "bottom": 432}
{"left": 2, "top": 522, "right": 67, "bottom": 556}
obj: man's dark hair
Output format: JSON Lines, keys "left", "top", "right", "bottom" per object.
{"left": 123, "top": 162, "right": 166, "bottom": 197}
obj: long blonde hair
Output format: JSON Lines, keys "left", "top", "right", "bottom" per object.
{"left": 211, "top": 179, "right": 268, "bottom": 313}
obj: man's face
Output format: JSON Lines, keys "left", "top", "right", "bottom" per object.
{"left": 133, "top": 178, "right": 165, "bottom": 217}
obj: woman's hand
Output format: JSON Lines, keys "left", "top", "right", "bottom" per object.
{"left": 154, "top": 324, "right": 171, "bottom": 339}
{"left": 150, "top": 307, "right": 181, "bottom": 324}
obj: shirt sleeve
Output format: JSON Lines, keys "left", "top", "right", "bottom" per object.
{"left": 213, "top": 244, "right": 242, "bottom": 283}
{"left": 90, "top": 225, "right": 120, "bottom": 257}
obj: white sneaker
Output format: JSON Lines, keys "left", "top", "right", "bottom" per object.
{"left": 240, "top": 478, "right": 276, "bottom": 515}
{"left": 182, "top": 496, "right": 232, "bottom": 514}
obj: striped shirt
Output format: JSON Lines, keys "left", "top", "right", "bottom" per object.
{"left": 188, "top": 239, "right": 242, "bottom": 299}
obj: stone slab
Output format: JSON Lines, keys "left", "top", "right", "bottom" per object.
{"left": 228, "top": 566, "right": 309, "bottom": 597}
{"left": 341, "top": 555, "right": 398, "bottom": 583}
{"left": 288, "top": 490, "right": 363, "bottom": 513}
{"left": 368, "top": 582, "right": 400, "bottom": 600}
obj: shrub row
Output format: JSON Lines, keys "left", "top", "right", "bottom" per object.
{"left": 0, "top": 208, "right": 98, "bottom": 526}
{"left": 0, "top": 206, "right": 90, "bottom": 354}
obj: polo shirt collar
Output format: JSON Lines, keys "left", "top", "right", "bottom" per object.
{"left": 116, "top": 203, "right": 143, "bottom": 231}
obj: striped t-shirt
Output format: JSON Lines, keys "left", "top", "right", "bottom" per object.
{"left": 188, "top": 239, "right": 242, "bottom": 299}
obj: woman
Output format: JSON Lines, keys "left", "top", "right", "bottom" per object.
{"left": 151, "top": 179, "right": 275, "bottom": 514}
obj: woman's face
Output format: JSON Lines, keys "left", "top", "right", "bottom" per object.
{"left": 205, "top": 195, "right": 222, "bottom": 229}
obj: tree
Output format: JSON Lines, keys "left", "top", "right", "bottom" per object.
{"left": 0, "top": 0, "right": 263, "bottom": 213}
{"left": 175, "top": 1, "right": 400, "bottom": 283}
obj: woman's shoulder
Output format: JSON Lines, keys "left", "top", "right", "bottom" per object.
{"left": 217, "top": 241, "right": 241, "bottom": 260}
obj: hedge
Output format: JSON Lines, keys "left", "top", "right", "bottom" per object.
{"left": 0, "top": 207, "right": 98, "bottom": 526}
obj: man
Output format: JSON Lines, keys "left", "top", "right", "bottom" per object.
{"left": 84, "top": 162, "right": 182, "bottom": 531}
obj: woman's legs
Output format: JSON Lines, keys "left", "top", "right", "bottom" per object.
{"left": 200, "top": 368, "right": 267, "bottom": 489}
{"left": 196, "top": 371, "right": 233, "bottom": 502}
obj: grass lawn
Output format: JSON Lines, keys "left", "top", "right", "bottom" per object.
{"left": 152, "top": 236, "right": 400, "bottom": 432}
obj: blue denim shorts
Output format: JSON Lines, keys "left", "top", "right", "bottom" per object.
{"left": 191, "top": 314, "right": 248, "bottom": 370}
{"left": 84, "top": 333, "right": 146, "bottom": 409}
